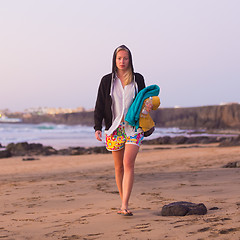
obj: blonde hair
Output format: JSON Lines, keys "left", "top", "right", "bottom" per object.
{"left": 122, "top": 67, "right": 133, "bottom": 85}
{"left": 115, "top": 47, "right": 133, "bottom": 85}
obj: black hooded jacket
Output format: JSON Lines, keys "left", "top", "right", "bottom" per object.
{"left": 94, "top": 45, "right": 146, "bottom": 132}
{"left": 94, "top": 72, "right": 146, "bottom": 132}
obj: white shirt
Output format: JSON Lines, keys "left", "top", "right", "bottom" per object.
{"left": 105, "top": 76, "right": 142, "bottom": 136}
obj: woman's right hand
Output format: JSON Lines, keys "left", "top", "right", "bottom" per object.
{"left": 95, "top": 130, "right": 102, "bottom": 141}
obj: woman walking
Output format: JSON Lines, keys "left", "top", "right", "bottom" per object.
{"left": 94, "top": 45, "right": 146, "bottom": 216}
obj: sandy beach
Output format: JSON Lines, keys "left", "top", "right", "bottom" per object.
{"left": 0, "top": 144, "right": 240, "bottom": 240}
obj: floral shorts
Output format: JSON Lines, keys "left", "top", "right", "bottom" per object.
{"left": 105, "top": 122, "right": 144, "bottom": 151}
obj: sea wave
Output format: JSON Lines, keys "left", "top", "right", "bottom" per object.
{"left": 0, "top": 123, "right": 237, "bottom": 149}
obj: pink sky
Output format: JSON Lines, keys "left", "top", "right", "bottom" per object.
{"left": 0, "top": 0, "right": 239, "bottom": 111}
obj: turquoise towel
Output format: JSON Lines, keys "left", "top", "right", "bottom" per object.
{"left": 125, "top": 84, "right": 160, "bottom": 129}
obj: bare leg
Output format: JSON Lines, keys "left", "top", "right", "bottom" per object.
{"left": 121, "top": 144, "right": 139, "bottom": 211}
{"left": 112, "top": 148, "right": 124, "bottom": 200}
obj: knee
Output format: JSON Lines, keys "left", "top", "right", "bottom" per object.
{"left": 115, "top": 164, "right": 124, "bottom": 174}
{"left": 124, "top": 160, "right": 135, "bottom": 172}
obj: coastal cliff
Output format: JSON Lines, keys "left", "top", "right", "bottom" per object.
{"left": 151, "top": 103, "right": 240, "bottom": 129}
{"left": 20, "top": 111, "right": 94, "bottom": 126}
{"left": 13, "top": 103, "right": 240, "bottom": 130}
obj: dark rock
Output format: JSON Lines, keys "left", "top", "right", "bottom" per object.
{"left": 161, "top": 201, "right": 207, "bottom": 216}
{"left": 219, "top": 135, "right": 240, "bottom": 147}
{"left": 185, "top": 136, "right": 216, "bottom": 144}
{"left": 143, "top": 135, "right": 224, "bottom": 145}
{"left": 142, "top": 136, "right": 171, "bottom": 145}
{"left": 57, "top": 146, "right": 110, "bottom": 155}
{"left": 58, "top": 147, "right": 86, "bottom": 155}
{"left": 170, "top": 136, "right": 188, "bottom": 144}
{"left": 88, "top": 146, "right": 110, "bottom": 154}
{"left": 0, "top": 150, "right": 12, "bottom": 158}
{"left": 6, "top": 142, "right": 57, "bottom": 156}
{"left": 222, "top": 161, "right": 240, "bottom": 168}
{"left": 6, "top": 142, "right": 28, "bottom": 155}
{"left": 41, "top": 146, "right": 58, "bottom": 156}
{"left": 2, "top": 141, "right": 111, "bottom": 158}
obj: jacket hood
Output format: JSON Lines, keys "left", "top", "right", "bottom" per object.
{"left": 112, "top": 45, "right": 134, "bottom": 78}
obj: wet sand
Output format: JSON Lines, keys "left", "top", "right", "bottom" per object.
{"left": 0, "top": 144, "right": 240, "bottom": 239}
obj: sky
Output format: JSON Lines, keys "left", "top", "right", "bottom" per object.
{"left": 0, "top": 0, "right": 240, "bottom": 112}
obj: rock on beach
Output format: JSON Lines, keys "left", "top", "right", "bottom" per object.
{"left": 0, "top": 142, "right": 110, "bottom": 158}
{"left": 161, "top": 201, "right": 208, "bottom": 216}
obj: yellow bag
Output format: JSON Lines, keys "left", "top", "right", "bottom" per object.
{"left": 139, "top": 96, "right": 160, "bottom": 137}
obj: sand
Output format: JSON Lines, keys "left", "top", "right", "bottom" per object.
{"left": 0, "top": 144, "right": 240, "bottom": 240}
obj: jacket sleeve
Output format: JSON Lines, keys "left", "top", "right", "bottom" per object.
{"left": 135, "top": 73, "right": 146, "bottom": 92}
{"left": 94, "top": 78, "right": 105, "bottom": 132}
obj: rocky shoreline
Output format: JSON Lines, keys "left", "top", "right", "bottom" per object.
{"left": 1, "top": 135, "right": 240, "bottom": 159}
{"left": 8, "top": 103, "right": 240, "bottom": 129}
{"left": 0, "top": 142, "right": 110, "bottom": 159}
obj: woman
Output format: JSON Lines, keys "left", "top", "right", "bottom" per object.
{"left": 94, "top": 45, "right": 146, "bottom": 216}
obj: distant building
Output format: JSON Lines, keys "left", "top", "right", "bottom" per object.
{"left": 0, "top": 109, "right": 10, "bottom": 115}
{"left": 24, "top": 106, "right": 86, "bottom": 115}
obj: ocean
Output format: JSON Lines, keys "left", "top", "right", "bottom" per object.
{"left": 0, "top": 123, "right": 236, "bottom": 150}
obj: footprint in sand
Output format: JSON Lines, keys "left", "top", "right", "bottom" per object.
{"left": 62, "top": 233, "right": 104, "bottom": 240}
{"left": 219, "top": 227, "right": 240, "bottom": 234}
{"left": 62, "top": 235, "right": 82, "bottom": 240}
{"left": 134, "top": 223, "right": 152, "bottom": 232}
{"left": 197, "top": 227, "right": 211, "bottom": 232}
{"left": 0, "top": 210, "right": 16, "bottom": 216}
{"left": 0, "top": 227, "right": 11, "bottom": 239}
